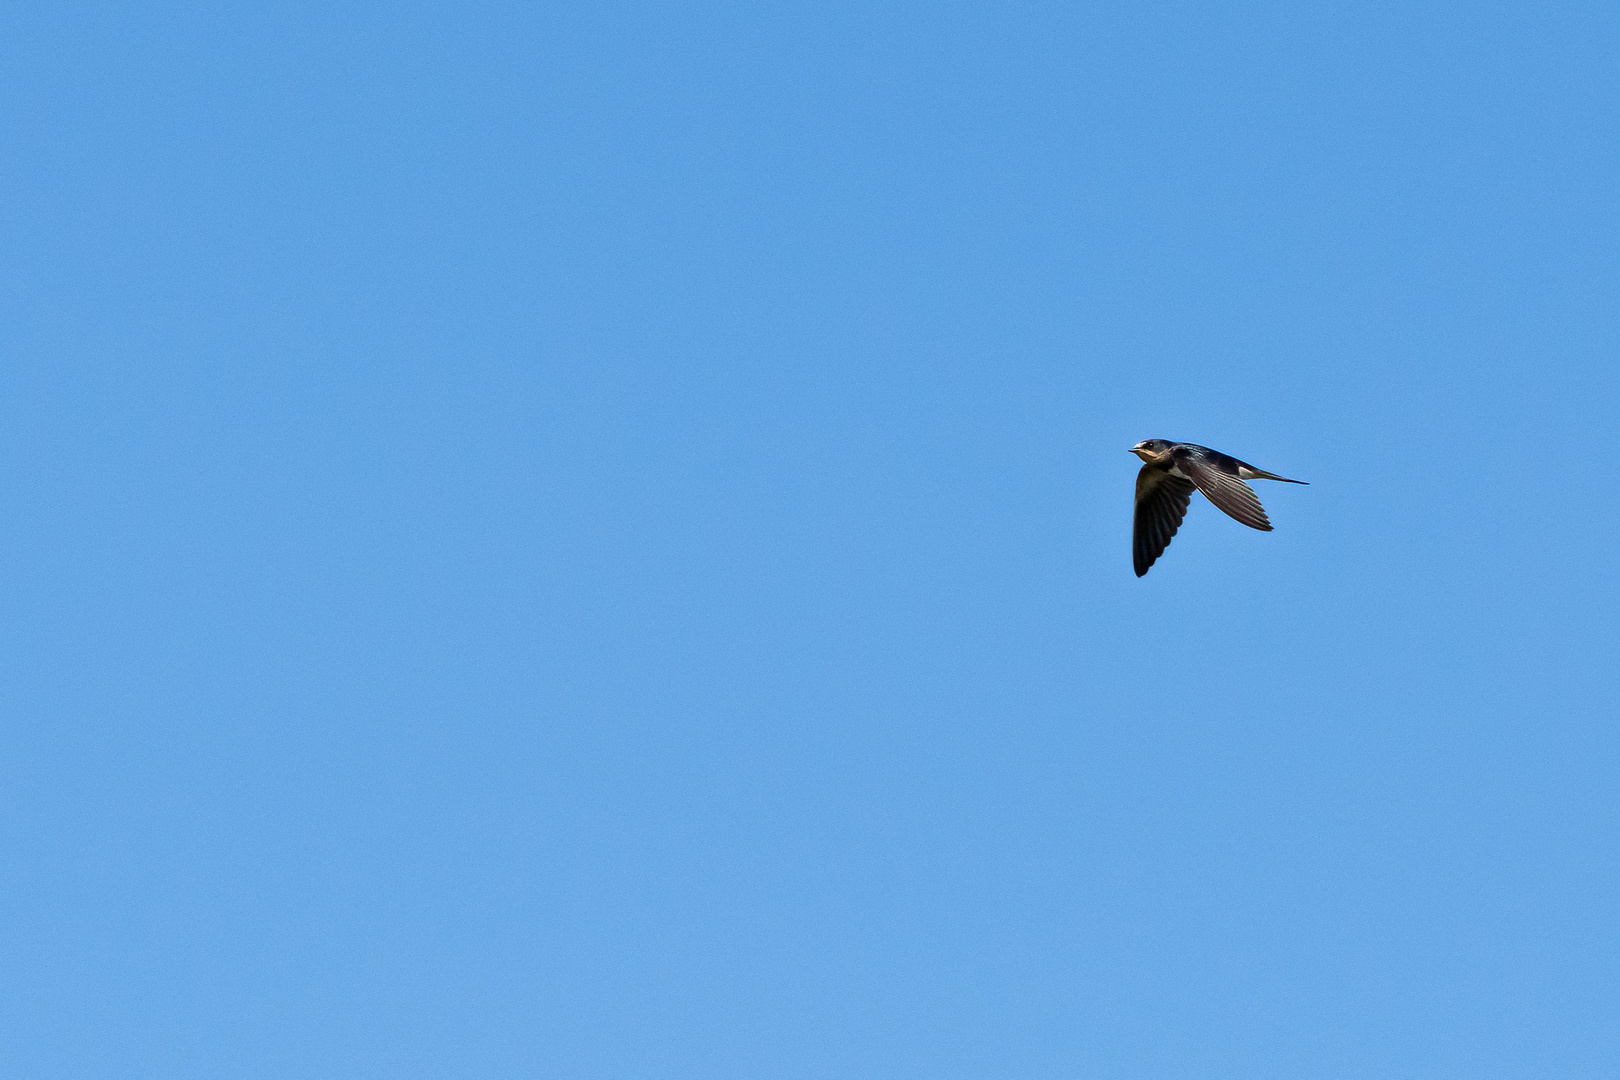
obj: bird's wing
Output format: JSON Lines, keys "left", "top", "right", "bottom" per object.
{"left": 1134, "top": 467, "right": 1197, "bottom": 576}
{"left": 1172, "top": 446, "right": 1272, "bottom": 531}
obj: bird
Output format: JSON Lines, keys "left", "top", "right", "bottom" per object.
{"left": 1130, "top": 440, "right": 1307, "bottom": 577}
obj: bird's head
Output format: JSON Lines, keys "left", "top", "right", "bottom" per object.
{"left": 1130, "top": 439, "right": 1171, "bottom": 461}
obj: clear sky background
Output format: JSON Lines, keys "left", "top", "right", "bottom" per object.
{"left": 3, "top": 1, "right": 1618, "bottom": 1076}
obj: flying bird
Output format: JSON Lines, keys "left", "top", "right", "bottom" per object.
{"left": 1130, "top": 440, "right": 1307, "bottom": 577}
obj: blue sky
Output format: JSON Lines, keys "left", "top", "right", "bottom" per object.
{"left": 3, "top": 1, "right": 1618, "bottom": 1076}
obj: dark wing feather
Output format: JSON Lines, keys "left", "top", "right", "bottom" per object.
{"left": 1171, "top": 446, "right": 1272, "bottom": 531}
{"left": 1133, "top": 468, "right": 1197, "bottom": 576}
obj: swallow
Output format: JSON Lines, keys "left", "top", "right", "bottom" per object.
{"left": 1130, "top": 440, "right": 1307, "bottom": 577}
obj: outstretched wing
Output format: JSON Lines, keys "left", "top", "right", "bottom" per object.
{"left": 1133, "top": 467, "right": 1197, "bottom": 576}
{"left": 1171, "top": 445, "right": 1272, "bottom": 531}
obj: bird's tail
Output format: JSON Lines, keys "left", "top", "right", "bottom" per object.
{"left": 1251, "top": 470, "right": 1308, "bottom": 485}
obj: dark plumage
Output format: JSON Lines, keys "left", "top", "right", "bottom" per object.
{"left": 1130, "top": 440, "right": 1307, "bottom": 576}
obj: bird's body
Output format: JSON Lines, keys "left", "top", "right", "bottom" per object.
{"left": 1130, "top": 440, "right": 1306, "bottom": 577}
